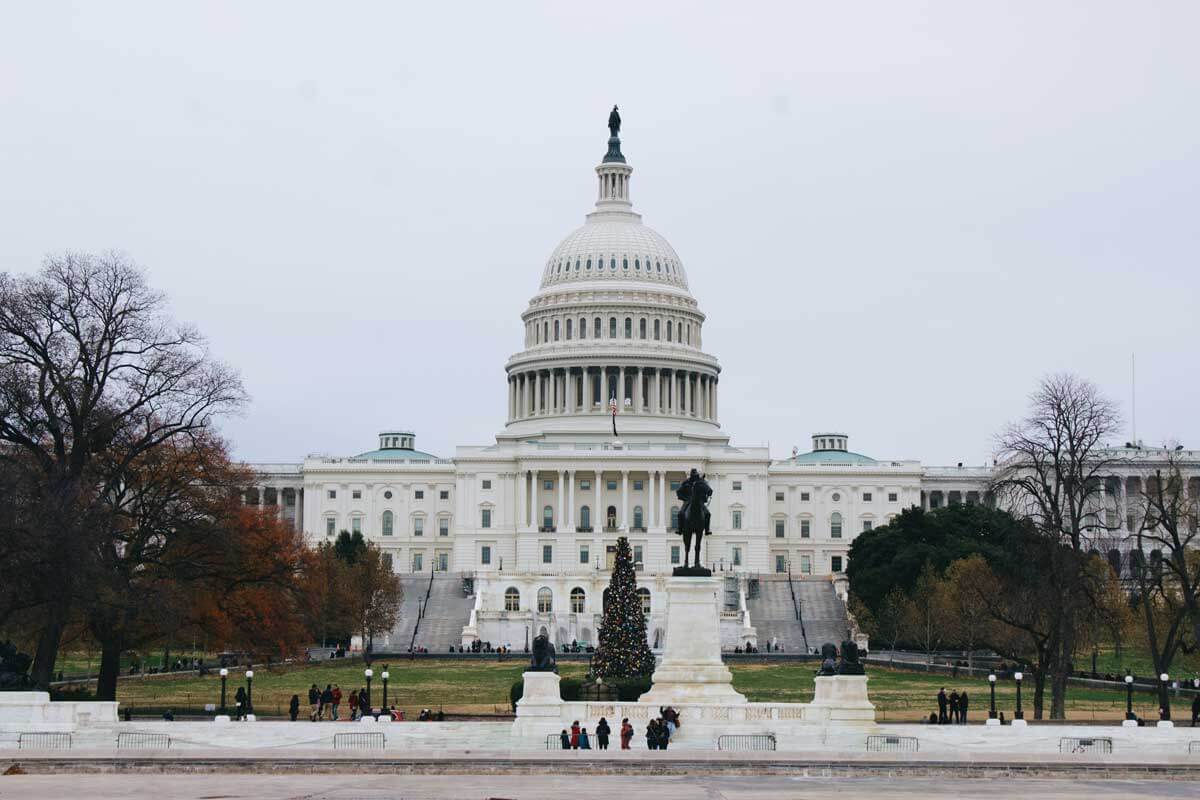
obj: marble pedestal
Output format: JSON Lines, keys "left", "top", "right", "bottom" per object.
{"left": 810, "top": 675, "right": 875, "bottom": 724}
{"left": 510, "top": 671, "right": 564, "bottom": 737}
{"left": 638, "top": 577, "right": 746, "bottom": 706}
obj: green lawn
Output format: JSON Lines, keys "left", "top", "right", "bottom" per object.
{"left": 92, "top": 659, "right": 1174, "bottom": 722}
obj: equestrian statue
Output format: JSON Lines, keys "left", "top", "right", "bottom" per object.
{"left": 674, "top": 468, "right": 713, "bottom": 576}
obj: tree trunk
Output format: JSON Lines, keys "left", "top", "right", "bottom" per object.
{"left": 1033, "top": 668, "right": 1047, "bottom": 720}
{"left": 95, "top": 634, "right": 123, "bottom": 701}
{"left": 30, "top": 604, "right": 68, "bottom": 689}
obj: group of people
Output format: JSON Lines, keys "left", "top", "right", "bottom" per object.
{"left": 559, "top": 708, "right": 679, "bottom": 751}
{"left": 934, "top": 687, "right": 969, "bottom": 724}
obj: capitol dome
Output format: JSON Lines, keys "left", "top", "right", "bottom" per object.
{"left": 540, "top": 222, "right": 689, "bottom": 292}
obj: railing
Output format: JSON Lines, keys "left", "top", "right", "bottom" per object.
{"left": 539, "top": 526, "right": 557, "bottom": 533}
{"left": 18, "top": 732, "right": 72, "bottom": 750}
{"left": 866, "top": 734, "right": 918, "bottom": 753}
{"left": 716, "top": 734, "right": 776, "bottom": 751}
{"left": 1189, "top": 740, "right": 1200, "bottom": 754}
{"left": 576, "top": 526, "right": 594, "bottom": 533}
{"left": 117, "top": 732, "right": 171, "bottom": 749}
{"left": 786, "top": 566, "right": 810, "bottom": 654}
{"left": 409, "top": 563, "right": 438, "bottom": 653}
{"left": 546, "top": 733, "right": 566, "bottom": 750}
{"left": 335, "top": 732, "right": 386, "bottom": 750}
{"left": 1059, "top": 737, "right": 1113, "bottom": 754}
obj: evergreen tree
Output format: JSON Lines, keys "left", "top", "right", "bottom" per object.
{"left": 592, "top": 536, "right": 656, "bottom": 678}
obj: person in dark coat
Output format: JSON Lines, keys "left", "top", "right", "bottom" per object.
{"left": 234, "top": 686, "right": 247, "bottom": 721}
{"left": 1191, "top": 694, "right": 1200, "bottom": 727}
{"left": 658, "top": 718, "right": 670, "bottom": 750}
{"left": 358, "top": 687, "right": 370, "bottom": 719}
{"left": 288, "top": 694, "right": 300, "bottom": 721}
{"left": 579, "top": 727, "right": 591, "bottom": 749}
{"left": 595, "top": 717, "right": 611, "bottom": 750}
{"left": 320, "top": 684, "right": 334, "bottom": 720}
{"left": 560, "top": 729, "right": 571, "bottom": 749}
{"left": 959, "top": 690, "right": 969, "bottom": 724}
{"left": 308, "top": 684, "right": 320, "bottom": 721}
{"left": 645, "top": 719, "right": 658, "bottom": 750}
{"left": 949, "top": 690, "right": 960, "bottom": 725}
{"left": 937, "top": 688, "right": 948, "bottom": 724}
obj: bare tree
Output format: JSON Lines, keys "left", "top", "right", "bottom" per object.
{"left": 902, "top": 563, "right": 951, "bottom": 665}
{"left": 992, "top": 373, "right": 1121, "bottom": 718}
{"left": 0, "top": 252, "right": 246, "bottom": 686}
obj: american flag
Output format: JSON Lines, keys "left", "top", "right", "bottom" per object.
{"left": 609, "top": 396, "right": 618, "bottom": 415}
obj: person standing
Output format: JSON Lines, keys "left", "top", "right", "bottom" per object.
{"left": 579, "top": 727, "right": 591, "bottom": 749}
{"left": 358, "top": 687, "right": 370, "bottom": 719}
{"left": 949, "top": 690, "right": 960, "bottom": 725}
{"left": 1191, "top": 693, "right": 1200, "bottom": 727}
{"left": 959, "top": 689, "right": 969, "bottom": 724}
{"left": 331, "top": 685, "right": 343, "bottom": 721}
{"left": 348, "top": 687, "right": 359, "bottom": 721}
{"left": 570, "top": 720, "right": 581, "bottom": 749}
{"left": 620, "top": 717, "right": 633, "bottom": 750}
{"left": 659, "top": 718, "right": 670, "bottom": 750}
{"left": 321, "top": 684, "right": 334, "bottom": 720}
{"left": 937, "top": 688, "right": 948, "bottom": 724}
{"left": 308, "top": 683, "right": 320, "bottom": 721}
{"left": 288, "top": 694, "right": 300, "bottom": 722}
{"left": 595, "top": 717, "right": 611, "bottom": 750}
{"left": 560, "top": 729, "right": 571, "bottom": 749}
{"left": 645, "top": 720, "right": 658, "bottom": 750}
{"left": 234, "top": 686, "right": 247, "bottom": 721}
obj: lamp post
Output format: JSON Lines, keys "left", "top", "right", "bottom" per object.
{"left": 245, "top": 669, "right": 254, "bottom": 716}
{"left": 365, "top": 667, "right": 374, "bottom": 713}
{"left": 1013, "top": 671, "right": 1024, "bottom": 720}
{"left": 382, "top": 667, "right": 390, "bottom": 709}
{"left": 1159, "top": 672, "right": 1170, "bottom": 721}
{"left": 988, "top": 673, "right": 997, "bottom": 719}
{"left": 218, "top": 668, "right": 228, "bottom": 716}
{"left": 1124, "top": 673, "right": 1135, "bottom": 720}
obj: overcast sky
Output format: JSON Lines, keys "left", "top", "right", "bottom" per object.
{"left": 2, "top": 2, "right": 1197, "bottom": 465}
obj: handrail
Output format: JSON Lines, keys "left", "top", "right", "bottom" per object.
{"left": 408, "top": 564, "right": 437, "bottom": 655}
{"left": 786, "top": 566, "right": 809, "bottom": 654}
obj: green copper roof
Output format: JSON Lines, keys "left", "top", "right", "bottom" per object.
{"left": 354, "top": 448, "right": 439, "bottom": 461}
{"left": 789, "top": 449, "right": 877, "bottom": 465}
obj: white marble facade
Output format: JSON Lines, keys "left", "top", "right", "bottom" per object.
{"left": 242, "top": 122, "right": 1199, "bottom": 648}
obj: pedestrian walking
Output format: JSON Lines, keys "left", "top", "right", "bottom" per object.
{"left": 620, "top": 717, "right": 633, "bottom": 750}
{"left": 308, "top": 683, "right": 320, "bottom": 721}
{"left": 596, "top": 717, "right": 611, "bottom": 750}
{"left": 959, "top": 689, "right": 969, "bottom": 724}
{"left": 331, "top": 684, "right": 342, "bottom": 721}
{"left": 348, "top": 687, "right": 359, "bottom": 721}
{"left": 288, "top": 694, "right": 300, "bottom": 721}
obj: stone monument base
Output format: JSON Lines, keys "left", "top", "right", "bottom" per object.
{"left": 810, "top": 675, "right": 875, "bottom": 725}
{"left": 510, "top": 671, "right": 564, "bottom": 738}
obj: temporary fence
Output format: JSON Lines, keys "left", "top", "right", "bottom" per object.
{"left": 333, "top": 732, "right": 385, "bottom": 749}
{"left": 866, "top": 734, "right": 919, "bottom": 753}
{"left": 116, "top": 732, "right": 171, "bottom": 749}
{"left": 18, "top": 732, "right": 72, "bottom": 750}
{"left": 1059, "top": 737, "right": 1113, "bottom": 755}
{"left": 716, "top": 734, "right": 777, "bottom": 751}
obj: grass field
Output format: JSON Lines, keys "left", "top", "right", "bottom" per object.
{"left": 93, "top": 658, "right": 1183, "bottom": 722}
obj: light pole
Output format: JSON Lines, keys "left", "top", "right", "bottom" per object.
{"left": 1125, "top": 673, "right": 1135, "bottom": 720}
{"left": 1013, "top": 671, "right": 1024, "bottom": 720}
{"left": 364, "top": 667, "right": 374, "bottom": 714}
{"left": 245, "top": 669, "right": 254, "bottom": 716}
{"left": 1159, "top": 672, "right": 1170, "bottom": 721}
{"left": 219, "top": 668, "right": 228, "bottom": 716}
{"left": 382, "top": 667, "right": 390, "bottom": 709}
{"left": 988, "top": 673, "right": 997, "bottom": 719}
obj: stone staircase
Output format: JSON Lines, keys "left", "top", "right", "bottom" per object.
{"left": 745, "top": 575, "right": 850, "bottom": 653}
{"left": 381, "top": 572, "right": 474, "bottom": 653}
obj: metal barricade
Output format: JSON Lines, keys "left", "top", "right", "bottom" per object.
{"left": 866, "top": 734, "right": 919, "bottom": 753}
{"left": 18, "top": 732, "right": 72, "bottom": 750}
{"left": 333, "top": 732, "right": 385, "bottom": 750}
{"left": 1059, "top": 737, "right": 1113, "bottom": 754}
{"left": 716, "top": 734, "right": 776, "bottom": 751}
{"left": 546, "top": 733, "right": 567, "bottom": 750}
{"left": 1190, "top": 740, "right": 1200, "bottom": 754}
{"left": 116, "top": 732, "right": 171, "bottom": 749}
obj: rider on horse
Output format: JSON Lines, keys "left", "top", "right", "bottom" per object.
{"left": 675, "top": 468, "right": 712, "bottom": 569}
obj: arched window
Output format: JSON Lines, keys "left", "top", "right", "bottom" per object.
{"left": 639, "top": 318, "right": 647, "bottom": 339}
{"left": 553, "top": 319, "right": 560, "bottom": 341}
{"left": 654, "top": 319, "right": 661, "bottom": 340}
{"left": 609, "top": 317, "right": 617, "bottom": 338}
{"left": 622, "top": 257, "right": 628, "bottom": 270}
{"left": 667, "top": 321, "right": 673, "bottom": 341}
{"left": 635, "top": 258, "right": 640, "bottom": 270}
{"left": 594, "top": 317, "right": 601, "bottom": 338}
{"left": 565, "top": 318, "right": 572, "bottom": 339}
{"left": 670, "top": 506, "right": 680, "bottom": 530}
{"left": 606, "top": 505, "right": 617, "bottom": 530}
{"left": 543, "top": 321, "right": 549, "bottom": 342}
{"left": 637, "top": 587, "right": 651, "bottom": 615}
{"left": 580, "top": 505, "right": 591, "bottom": 530}
{"left": 610, "top": 257, "right": 616, "bottom": 270}
{"left": 543, "top": 505, "right": 554, "bottom": 530}
{"left": 633, "top": 505, "right": 644, "bottom": 529}
{"left": 504, "top": 587, "right": 520, "bottom": 612}
{"left": 575, "top": 258, "right": 580, "bottom": 271}
{"left": 624, "top": 317, "right": 632, "bottom": 338}
{"left": 830, "top": 512, "right": 843, "bottom": 538}
{"left": 580, "top": 317, "right": 587, "bottom": 339}
{"left": 687, "top": 324, "right": 691, "bottom": 344}
{"left": 537, "top": 587, "right": 553, "bottom": 613}
{"left": 656, "top": 260, "right": 661, "bottom": 272}
{"left": 381, "top": 510, "right": 393, "bottom": 536}
{"left": 570, "top": 587, "right": 586, "bottom": 613}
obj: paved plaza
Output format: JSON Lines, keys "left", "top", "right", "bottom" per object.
{"left": 2, "top": 774, "right": 1199, "bottom": 799}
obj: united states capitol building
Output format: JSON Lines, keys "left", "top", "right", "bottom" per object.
{"left": 246, "top": 117, "right": 1198, "bottom": 652}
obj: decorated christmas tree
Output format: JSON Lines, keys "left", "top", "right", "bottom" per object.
{"left": 592, "top": 536, "right": 656, "bottom": 678}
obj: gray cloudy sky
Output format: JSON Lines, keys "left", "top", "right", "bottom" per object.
{"left": 2, "top": 2, "right": 1197, "bottom": 466}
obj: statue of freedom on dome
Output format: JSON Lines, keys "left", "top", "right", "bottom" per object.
{"left": 608, "top": 105, "right": 621, "bottom": 138}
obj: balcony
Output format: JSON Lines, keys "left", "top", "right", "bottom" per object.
{"left": 603, "top": 526, "right": 620, "bottom": 533}
{"left": 630, "top": 526, "right": 647, "bottom": 533}
{"left": 539, "top": 526, "right": 557, "bottom": 533}
{"left": 576, "top": 526, "right": 594, "bottom": 533}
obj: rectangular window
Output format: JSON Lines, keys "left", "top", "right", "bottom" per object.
{"left": 326, "top": 517, "right": 336, "bottom": 536}
{"left": 413, "top": 518, "right": 424, "bottom": 536}
{"left": 580, "top": 546, "right": 589, "bottom": 565}
{"left": 800, "top": 492, "right": 810, "bottom": 502}
{"left": 412, "top": 553, "right": 423, "bottom": 572}
{"left": 831, "top": 555, "right": 844, "bottom": 573}
{"left": 414, "top": 490, "right": 424, "bottom": 500}
{"left": 481, "top": 509, "right": 492, "bottom": 529}
{"left": 633, "top": 545, "right": 643, "bottom": 565}
{"left": 775, "top": 519, "right": 785, "bottom": 538}
{"left": 775, "top": 554, "right": 787, "bottom": 573}
{"left": 862, "top": 492, "right": 872, "bottom": 502}
{"left": 670, "top": 545, "right": 680, "bottom": 565}
{"left": 732, "top": 510, "right": 742, "bottom": 530}
{"left": 732, "top": 547, "right": 742, "bottom": 567}
{"left": 542, "top": 544, "right": 553, "bottom": 564}
{"left": 481, "top": 545, "right": 491, "bottom": 565}
{"left": 482, "top": 479, "right": 492, "bottom": 490}
{"left": 580, "top": 480, "right": 591, "bottom": 490}
{"left": 670, "top": 480, "right": 680, "bottom": 491}
{"left": 437, "top": 552, "right": 448, "bottom": 572}
{"left": 732, "top": 481, "right": 742, "bottom": 491}
{"left": 801, "top": 519, "right": 811, "bottom": 538}
{"left": 606, "top": 480, "right": 617, "bottom": 490}
{"left": 382, "top": 553, "right": 393, "bottom": 572}
{"left": 544, "top": 480, "right": 554, "bottom": 490}
{"left": 633, "top": 480, "right": 643, "bottom": 491}
{"left": 439, "top": 518, "right": 449, "bottom": 536}
{"left": 888, "top": 492, "right": 898, "bottom": 502}
{"left": 352, "top": 490, "right": 362, "bottom": 500}
{"left": 351, "top": 517, "right": 362, "bottom": 534}
{"left": 775, "top": 492, "right": 784, "bottom": 502}
{"left": 801, "top": 554, "right": 812, "bottom": 574}
{"left": 862, "top": 520, "right": 873, "bottom": 532}
{"left": 327, "top": 489, "right": 337, "bottom": 499}
{"left": 440, "top": 490, "right": 449, "bottom": 500}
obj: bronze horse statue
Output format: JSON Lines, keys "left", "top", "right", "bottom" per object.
{"left": 675, "top": 468, "right": 712, "bottom": 571}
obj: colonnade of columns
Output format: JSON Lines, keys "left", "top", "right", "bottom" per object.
{"left": 242, "top": 485, "right": 303, "bottom": 531}
{"left": 514, "top": 468, "right": 684, "bottom": 533}
{"left": 507, "top": 366, "right": 717, "bottom": 424}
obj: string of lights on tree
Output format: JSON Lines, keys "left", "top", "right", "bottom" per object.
{"left": 592, "top": 536, "right": 656, "bottom": 678}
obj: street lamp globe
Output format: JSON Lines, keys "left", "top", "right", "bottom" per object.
{"left": 365, "top": 668, "right": 374, "bottom": 678}
{"left": 1014, "top": 671, "right": 1023, "bottom": 681}
{"left": 1125, "top": 674, "right": 1134, "bottom": 684}
{"left": 219, "top": 668, "right": 228, "bottom": 677}
{"left": 988, "top": 674, "right": 996, "bottom": 683}
{"left": 381, "top": 671, "right": 389, "bottom": 681}
{"left": 245, "top": 670, "right": 254, "bottom": 679}
{"left": 1160, "top": 673, "right": 1169, "bottom": 682}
